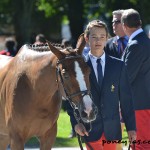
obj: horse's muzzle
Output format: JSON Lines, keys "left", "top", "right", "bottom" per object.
{"left": 79, "top": 103, "right": 98, "bottom": 123}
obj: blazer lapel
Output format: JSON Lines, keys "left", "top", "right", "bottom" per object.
{"left": 121, "top": 45, "right": 128, "bottom": 61}
{"left": 122, "top": 32, "right": 144, "bottom": 61}
{"left": 112, "top": 36, "right": 118, "bottom": 51}
{"left": 101, "top": 55, "right": 113, "bottom": 92}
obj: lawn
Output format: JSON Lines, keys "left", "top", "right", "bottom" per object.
{"left": 26, "top": 110, "right": 129, "bottom": 148}
{"left": 26, "top": 110, "right": 80, "bottom": 147}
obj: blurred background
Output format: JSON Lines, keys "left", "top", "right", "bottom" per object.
{"left": 0, "top": 0, "right": 150, "bottom": 51}
{"left": 1, "top": 0, "right": 149, "bottom": 148}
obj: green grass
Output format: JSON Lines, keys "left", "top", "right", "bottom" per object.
{"left": 26, "top": 110, "right": 80, "bottom": 147}
{"left": 26, "top": 110, "right": 128, "bottom": 147}
{"left": 54, "top": 110, "right": 80, "bottom": 147}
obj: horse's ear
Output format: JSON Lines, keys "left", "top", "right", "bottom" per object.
{"left": 47, "top": 40, "right": 65, "bottom": 59}
{"left": 75, "top": 33, "right": 86, "bottom": 55}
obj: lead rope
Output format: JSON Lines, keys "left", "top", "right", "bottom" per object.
{"left": 128, "top": 142, "right": 135, "bottom": 150}
{"left": 73, "top": 109, "right": 93, "bottom": 150}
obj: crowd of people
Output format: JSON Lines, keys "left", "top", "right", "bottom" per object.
{"left": 0, "top": 8, "right": 150, "bottom": 150}
{"left": 0, "top": 37, "right": 17, "bottom": 56}
{"left": 0, "top": 33, "right": 47, "bottom": 57}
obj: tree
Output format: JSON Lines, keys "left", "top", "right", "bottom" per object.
{"left": 0, "top": 0, "right": 63, "bottom": 49}
{"left": 12, "top": 0, "right": 36, "bottom": 48}
{"left": 37, "top": 0, "right": 150, "bottom": 45}
{"left": 0, "top": 0, "right": 150, "bottom": 49}
{"left": 37, "top": 0, "right": 85, "bottom": 47}
{"left": 66, "top": 0, "right": 84, "bottom": 47}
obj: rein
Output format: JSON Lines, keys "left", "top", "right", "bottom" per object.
{"left": 56, "top": 55, "right": 94, "bottom": 150}
{"left": 128, "top": 143, "right": 135, "bottom": 150}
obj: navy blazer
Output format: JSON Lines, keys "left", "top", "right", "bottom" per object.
{"left": 66, "top": 54, "right": 136, "bottom": 142}
{"left": 122, "top": 31, "right": 150, "bottom": 110}
{"left": 105, "top": 37, "right": 121, "bottom": 58}
{"left": 105, "top": 36, "right": 128, "bottom": 59}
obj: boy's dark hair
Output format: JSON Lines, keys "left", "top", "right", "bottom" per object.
{"left": 84, "top": 20, "right": 109, "bottom": 38}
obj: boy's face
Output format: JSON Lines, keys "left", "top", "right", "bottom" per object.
{"left": 86, "top": 26, "right": 107, "bottom": 56}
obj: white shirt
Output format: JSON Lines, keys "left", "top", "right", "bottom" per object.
{"left": 88, "top": 51, "right": 105, "bottom": 82}
{"left": 128, "top": 28, "right": 143, "bottom": 43}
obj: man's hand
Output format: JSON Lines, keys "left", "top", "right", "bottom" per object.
{"left": 127, "top": 130, "right": 136, "bottom": 143}
{"left": 74, "top": 123, "right": 89, "bottom": 136}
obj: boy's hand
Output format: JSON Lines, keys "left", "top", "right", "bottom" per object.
{"left": 128, "top": 130, "right": 136, "bottom": 143}
{"left": 74, "top": 123, "right": 89, "bottom": 136}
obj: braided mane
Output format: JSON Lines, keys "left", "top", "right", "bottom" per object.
{"left": 27, "top": 43, "right": 64, "bottom": 52}
{"left": 27, "top": 43, "right": 74, "bottom": 53}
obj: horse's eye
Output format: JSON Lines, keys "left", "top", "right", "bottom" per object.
{"left": 63, "top": 74, "right": 69, "bottom": 79}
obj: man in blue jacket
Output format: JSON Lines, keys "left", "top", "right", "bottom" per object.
{"left": 122, "top": 8, "right": 150, "bottom": 150}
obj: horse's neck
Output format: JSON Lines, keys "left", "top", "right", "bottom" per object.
{"left": 29, "top": 54, "right": 58, "bottom": 95}
{"left": 14, "top": 51, "right": 59, "bottom": 102}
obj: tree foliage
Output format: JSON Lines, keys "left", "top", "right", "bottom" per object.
{"left": 0, "top": 0, "right": 63, "bottom": 49}
{"left": 0, "top": 0, "right": 150, "bottom": 49}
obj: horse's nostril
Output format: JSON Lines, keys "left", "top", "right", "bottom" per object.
{"left": 81, "top": 110, "right": 87, "bottom": 118}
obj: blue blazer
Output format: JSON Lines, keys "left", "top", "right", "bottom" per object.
{"left": 66, "top": 54, "right": 136, "bottom": 142}
{"left": 105, "top": 36, "right": 121, "bottom": 58}
{"left": 105, "top": 36, "right": 128, "bottom": 59}
{"left": 122, "top": 32, "right": 150, "bottom": 110}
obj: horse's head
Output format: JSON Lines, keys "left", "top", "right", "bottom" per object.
{"left": 47, "top": 34, "right": 97, "bottom": 123}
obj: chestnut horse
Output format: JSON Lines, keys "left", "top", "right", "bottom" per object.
{"left": 0, "top": 34, "right": 97, "bottom": 150}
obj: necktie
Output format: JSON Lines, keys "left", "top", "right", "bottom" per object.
{"left": 119, "top": 37, "right": 126, "bottom": 54}
{"left": 96, "top": 58, "right": 103, "bottom": 87}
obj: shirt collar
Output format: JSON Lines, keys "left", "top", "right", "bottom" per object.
{"left": 116, "top": 35, "right": 129, "bottom": 41}
{"left": 89, "top": 51, "right": 105, "bottom": 63}
{"left": 128, "top": 28, "right": 143, "bottom": 43}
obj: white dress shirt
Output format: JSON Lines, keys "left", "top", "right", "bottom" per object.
{"left": 88, "top": 51, "right": 106, "bottom": 82}
{"left": 128, "top": 28, "right": 143, "bottom": 43}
